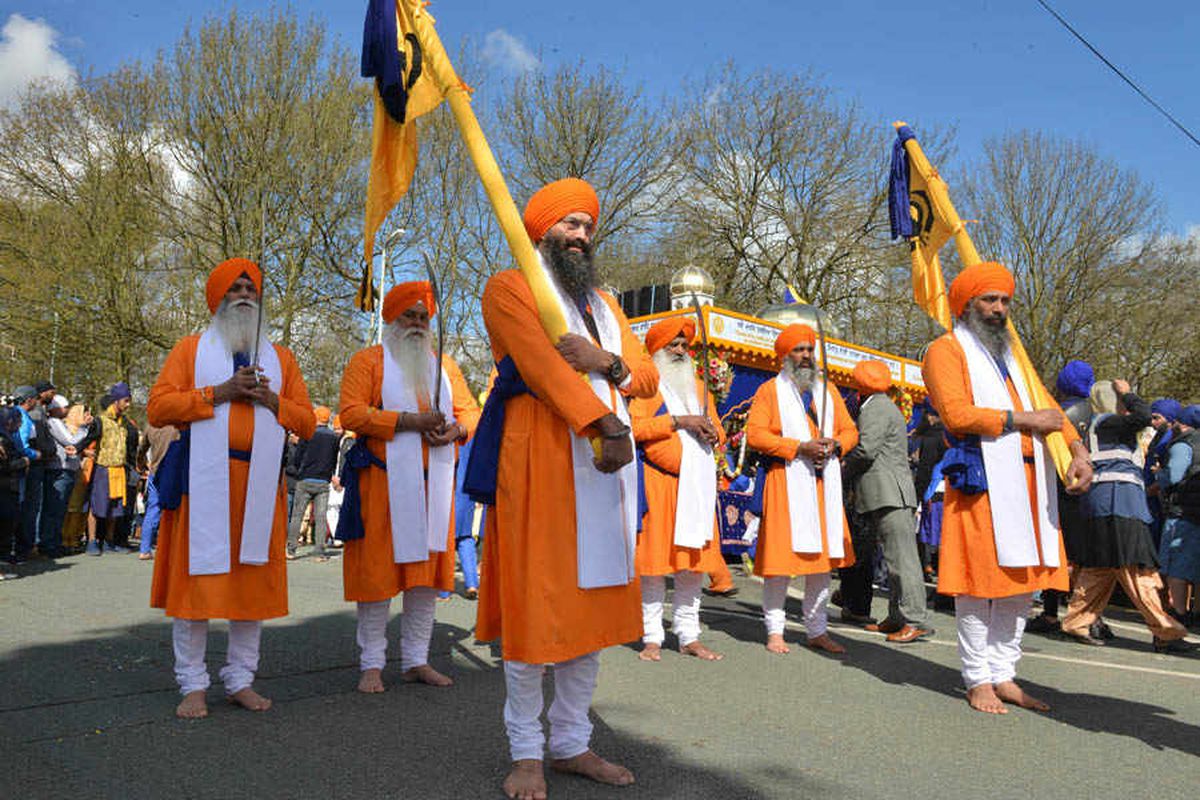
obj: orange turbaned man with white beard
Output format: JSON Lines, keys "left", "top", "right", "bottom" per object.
{"left": 149, "top": 258, "right": 315, "bottom": 719}
{"left": 745, "top": 323, "right": 858, "bottom": 656}
{"left": 630, "top": 316, "right": 725, "bottom": 663}
{"left": 337, "top": 281, "right": 480, "bottom": 693}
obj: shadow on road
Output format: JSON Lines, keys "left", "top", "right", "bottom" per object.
{"left": 3, "top": 611, "right": 789, "bottom": 799}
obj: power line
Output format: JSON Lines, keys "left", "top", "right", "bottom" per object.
{"left": 1035, "top": 0, "right": 1200, "bottom": 150}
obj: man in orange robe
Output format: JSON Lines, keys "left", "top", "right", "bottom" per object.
{"left": 337, "top": 281, "right": 480, "bottom": 692}
{"left": 746, "top": 324, "right": 858, "bottom": 656}
{"left": 474, "top": 178, "right": 657, "bottom": 800}
{"left": 148, "top": 258, "right": 315, "bottom": 719}
{"left": 631, "top": 317, "right": 725, "bottom": 663}
{"left": 922, "top": 262, "right": 1092, "bottom": 715}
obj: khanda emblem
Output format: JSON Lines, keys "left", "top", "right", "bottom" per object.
{"left": 907, "top": 189, "right": 936, "bottom": 249}
{"left": 377, "top": 33, "right": 424, "bottom": 124}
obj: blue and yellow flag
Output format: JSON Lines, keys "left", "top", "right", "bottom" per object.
{"left": 359, "top": 0, "right": 448, "bottom": 311}
{"left": 783, "top": 283, "right": 807, "bottom": 305}
{"left": 888, "top": 125, "right": 953, "bottom": 330}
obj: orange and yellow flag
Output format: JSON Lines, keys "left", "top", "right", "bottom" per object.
{"left": 359, "top": 0, "right": 448, "bottom": 311}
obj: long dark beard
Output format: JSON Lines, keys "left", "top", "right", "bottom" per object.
{"left": 963, "top": 306, "right": 1011, "bottom": 361}
{"left": 543, "top": 235, "right": 596, "bottom": 302}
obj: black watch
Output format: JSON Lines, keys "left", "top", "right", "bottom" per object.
{"left": 605, "top": 353, "right": 624, "bottom": 384}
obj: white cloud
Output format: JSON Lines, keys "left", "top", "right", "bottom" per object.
{"left": 482, "top": 29, "right": 539, "bottom": 75}
{"left": 0, "top": 14, "right": 76, "bottom": 108}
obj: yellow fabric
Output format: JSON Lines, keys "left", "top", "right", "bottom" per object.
{"left": 107, "top": 465, "right": 126, "bottom": 505}
{"left": 901, "top": 136, "right": 954, "bottom": 330}
{"left": 96, "top": 406, "right": 128, "bottom": 468}
{"left": 360, "top": 0, "right": 449, "bottom": 311}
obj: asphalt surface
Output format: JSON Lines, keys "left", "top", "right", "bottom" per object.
{"left": 3, "top": 551, "right": 1198, "bottom": 799}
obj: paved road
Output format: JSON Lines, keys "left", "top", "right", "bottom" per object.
{"left": 3, "top": 552, "right": 1198, "bottom": 799}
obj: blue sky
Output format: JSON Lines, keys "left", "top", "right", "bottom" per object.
{"left": 2, "top": 0, "right": 1197, "bottom": 235}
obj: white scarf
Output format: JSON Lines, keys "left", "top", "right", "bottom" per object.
{"left": 658, "top": 379, "right": 717, "bottom": 549}
{"left": 545, "top": 259, "right": 638, "bottom": 589}
{"left": 189, "top": 326, "right": 285, "bottom": 576}
{"left": 775, "top": 375, "right": 845, "bottom": 558}
{"left": 381, "top": 344, "right": 455, "bottom": 564}
{"left": 953, "top": 326, "right": 1060, "bottom": 568}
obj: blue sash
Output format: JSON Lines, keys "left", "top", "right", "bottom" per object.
{"left": 463, "top": 355, "right": 647, "bottom": 529}
{"left": 940, "top": 433, "right": 987, "bottom": 495}
{"left": 153, "top": 429, "right": 257, "bottom": 511}
{"left": 333, "top": 440, "right": 387, "bottom": 542}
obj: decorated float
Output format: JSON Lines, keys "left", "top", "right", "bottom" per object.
{"left": 626, "top": 267, "right": 928, "bottom": 557}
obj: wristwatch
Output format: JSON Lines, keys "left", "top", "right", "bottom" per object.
{"left": 605, "top": 352, "right": 625, "bottom": 384}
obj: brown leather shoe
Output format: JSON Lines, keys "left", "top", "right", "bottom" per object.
{"left": 886, "top": 625, "right": 933, "bottom": 643}
{"left": 864, "top": 618, "right": 904, "bottom": 635}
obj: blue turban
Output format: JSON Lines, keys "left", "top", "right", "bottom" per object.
{"left": 1179, "top": 405, "right": 1200, "bottom": 429}
{"left": 107, "top": 382, "right": 132, "bottom": 402}
{"left": 1151, "top": 398, "right": 1182, "bottom": 422}
{"left": 1055, "top": 360, "right": 1094, "bottom": 400}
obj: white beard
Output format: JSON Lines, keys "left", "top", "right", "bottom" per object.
{"left": 383, "top": 322, "right": 433, "bottom": 406}
{"left": 653, "top": 349, "right": 701, "bottom": 413}
{"left": 212, "top": 298, "right": 265, "bottom": 355}
{"left": 782, "top": 361, "right": 815, "bottom": 393}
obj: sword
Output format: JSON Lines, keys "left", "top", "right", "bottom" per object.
{"left": 421, "top": 251, "right": 446, "bottom": 415}
{"left": 689, "top": 292, "right": 711, "bottom": 418}
{"left": 812, "top": 305, "right": 831, "bottom": 446}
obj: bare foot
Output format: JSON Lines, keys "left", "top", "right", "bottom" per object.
{"left": 806, "top": 633, "right": 846, "bottom": 655}
{"left": 550, "top": 750, "right": 635, "bottom": 787}
{"left": 175, "top": 690, "right": 208, "bottom": 719}
{"left": 401, "top": 664, "right": 454, "bottom": 687}
{"left": 638, "top": 643, "right": 662, "bottom": 662}
{"left": 966, "top": 684, "right": 1008, "bottom": 715}
{"left": 357, "top": 668, "right": 385, "bottom": 694}
{"left": 228, "top": 687, "right": 272, "bottom": 712}
{"left": 766, "top": 633, "right": 790, "bottom": 654}
{"left": 680, "top": 641, "right": 723, "bottom": 661}
{"left": 503, "top": 759, "right": 546, "bottom": 800}
{"left": 993, "top": 680, "right": 1051, "bottom": 712}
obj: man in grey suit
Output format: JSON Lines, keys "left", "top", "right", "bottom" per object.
{"left": 843, "top": 360, "right": 932, "bottom": 643}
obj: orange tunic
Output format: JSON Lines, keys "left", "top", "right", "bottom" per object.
{"left": 630, "top": 380, "right": 725, "bottom": 576}
{"left": 148, "top": 335, "right": 315, "bottom": 620}
{"left": 475, "top": 270, "right": 659, "bottom": 664}
{"left": 746, "top": 378, "right": 858, "bottom": 577}
{"left": 922, "top": 333, "right": 1078, "bottom": 598}
{"left": 337, "top": 347, "right": 481, "bottom": 602}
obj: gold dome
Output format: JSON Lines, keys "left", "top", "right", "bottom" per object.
{"left": 669, "top": 265, "right": 716, "bottom": 299}
{"left": 756, "top": 303, "right": 843, "bottom": 340}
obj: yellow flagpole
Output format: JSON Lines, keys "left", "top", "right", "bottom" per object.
{"left": 404, "top": 1, "right": 567, "bottom": 341}
{"left": 893, "top": 122, "right": 1073, "bottom": 484}
{"left": 403, "top": 1, "right": 601, "bottom": 455}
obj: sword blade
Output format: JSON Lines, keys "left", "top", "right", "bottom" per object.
{"left": 421, "top": 252, "right": 446, "bottom": 414}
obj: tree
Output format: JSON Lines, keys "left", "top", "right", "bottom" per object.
{"left": 956, "top": 131, "right": 1181, "bottom": 388}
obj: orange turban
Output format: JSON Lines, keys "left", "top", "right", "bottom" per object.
{"left": 853, "top": 360, "right": 892, "bottom": 394}
{"left": 774, "top": 324, "right": 816, "bottom": 358}
{"left": 382, "top": 280, "right": 437, "bottom": 324}
{"left": 206, "top": 258, "right": 262, "bottom": 314}
{"left": 313, "top": 406, "right": 332, "bottom": 425}
{"left": 645, "top": 317, "right": 696, "bottom": 355}
{"left": 948, "top": 261, "right": 1015, "bottom": 318}
{"left": 522, "top": 178, "right": 600, "bottom": 243}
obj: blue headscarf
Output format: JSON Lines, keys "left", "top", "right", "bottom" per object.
{"left": 1055, "top": 360, "right": 1094, "bottom": 400}
{"left": 1179, "top": 405, "right": 1200, "bottom": 429}
{"left": 1151, "top": 398, "right": 1182, "bottom": 422}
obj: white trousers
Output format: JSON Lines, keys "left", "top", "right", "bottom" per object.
{"left": 955, "top": 593, "right": 1032, "bottom": 689}
{"left": 356, "top": 587, "right": 438, "bottom": 673}
{"left": 762, "top": 573, "right": 831, "bottom": 638}
{"left": 172, "top": 618, "right": 262, "bottom": 696}
{"left": 641, "top": 571, "right": 704, "bottom": 647}
{"left": 503, "top": 652, "right": 600, "bottom": 762}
